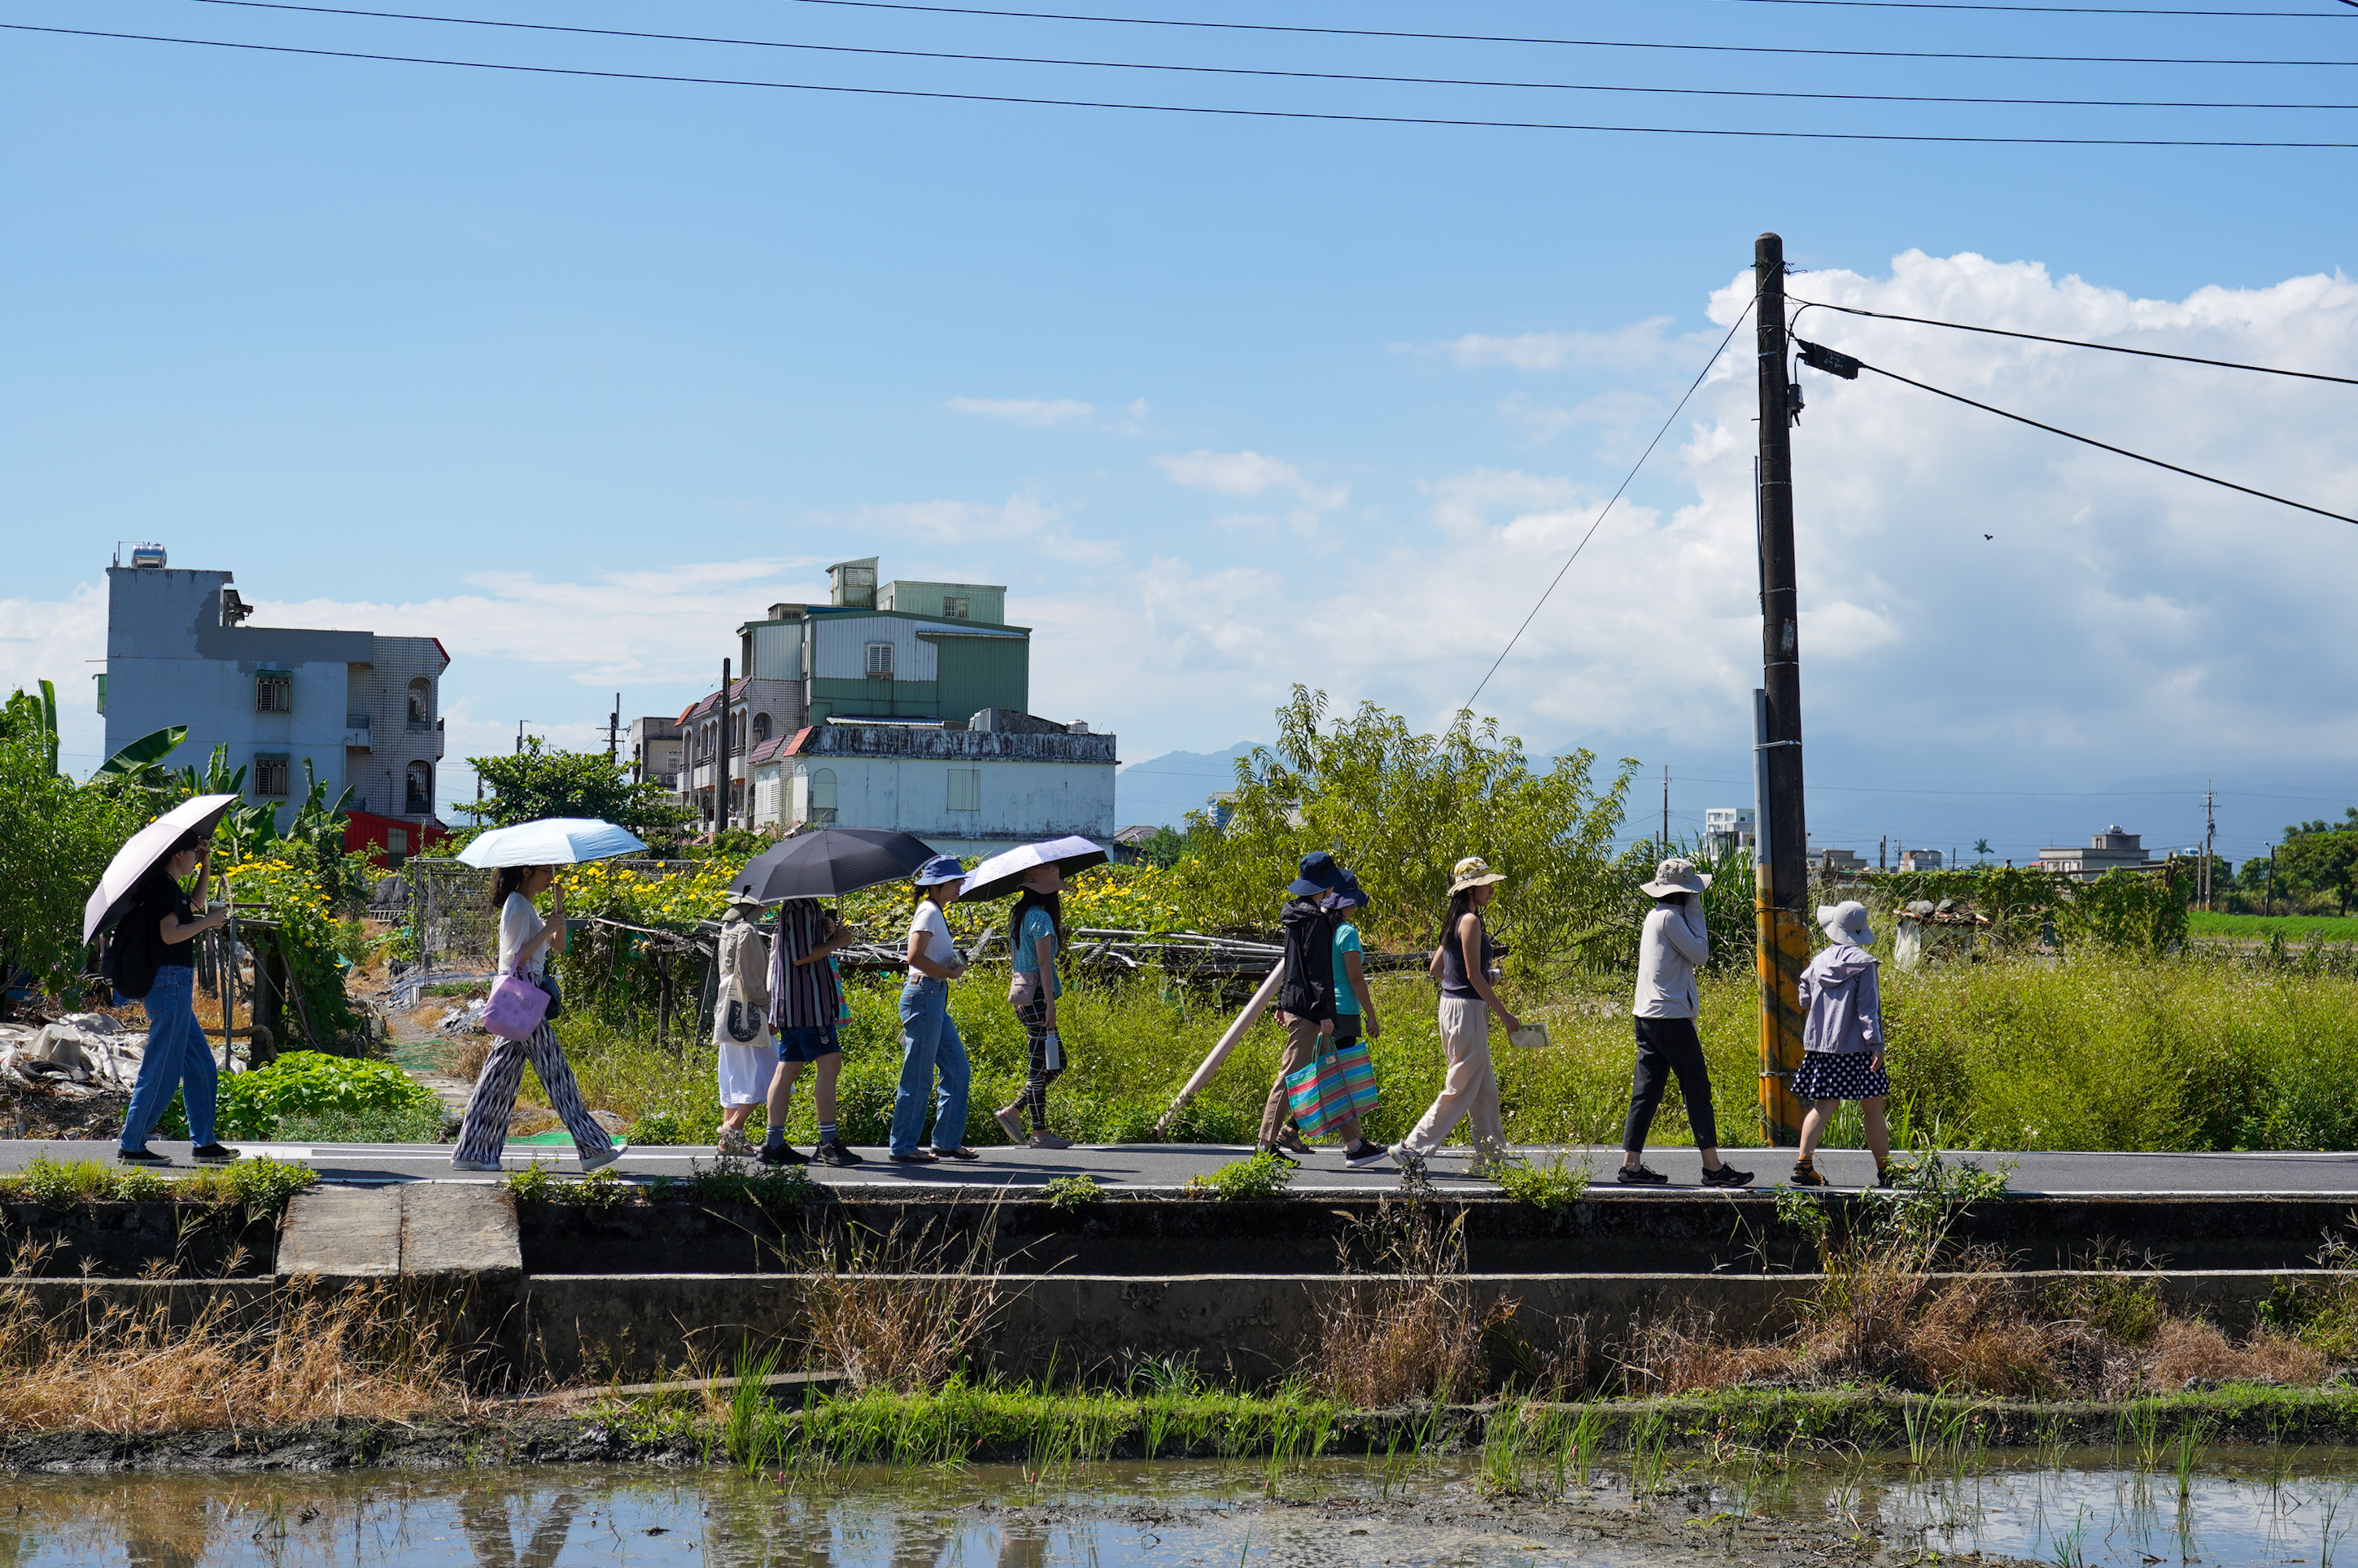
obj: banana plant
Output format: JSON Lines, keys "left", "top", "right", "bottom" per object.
{"left": 0, "top": 680, "right": 59, "bottom": 774}
{"left": 90, "top": 725, "right": 189, "bottom": 792}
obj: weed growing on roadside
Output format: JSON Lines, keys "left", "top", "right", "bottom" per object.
{"left": 1495, "top": 1155, "right": 1592, "bottom": 1212}
{"left": 0, "top": 1154, "right": 317, "bottom": 1217}
{"left": 1041, "top": 1174, "right": 1105, "bottom": 1209}
{"left": 1186, "top": 1152, "right": 1294, "bottom": 1201}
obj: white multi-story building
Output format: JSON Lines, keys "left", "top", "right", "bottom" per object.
{"left": 1704, "top": 806, "right": 1756, "bottom": 858}
{"left": 101, "top": 546, "right": 449, "bottom": 854}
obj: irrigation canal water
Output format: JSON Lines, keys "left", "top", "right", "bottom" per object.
{"left": 10, "top": 1452, "right": 2358, "bottom": 1567}
{"left": 11, "top": 1139, "right": 2358, "bottom": 1194}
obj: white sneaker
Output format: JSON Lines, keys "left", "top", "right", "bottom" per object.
{"left": 579, "top": 1145, "right": 623, "bottom": 1174}
{"left": 451, "top": 1158, "right": 502, "bottom": 1173}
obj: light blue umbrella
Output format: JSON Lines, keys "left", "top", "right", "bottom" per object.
{"left": 456, "top": 818, "right": 648, "bottom": 868}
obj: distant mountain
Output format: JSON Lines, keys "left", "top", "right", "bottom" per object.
{"left": 1115, "top": 743, "right": 1257, "bottom": 830}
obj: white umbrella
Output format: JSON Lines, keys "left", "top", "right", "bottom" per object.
{"left": 83, "top": 793, "right": 243, "bottom": 943}
{"left": 960, "top": 834, "right": 1110, "bottom": 903}
{"left": 456, "top": 818, "right": 648, "bottom": 868}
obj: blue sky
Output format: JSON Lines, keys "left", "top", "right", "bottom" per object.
{"left": 4, "top": 0, "right": 2355, "bottom": 865}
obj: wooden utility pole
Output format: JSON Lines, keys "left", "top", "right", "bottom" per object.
{"left": 717, "top": 658, "right": 732, "bottom": 836}
{"left": 1754, "top": 232, "right": 1810, "bottom": 1147}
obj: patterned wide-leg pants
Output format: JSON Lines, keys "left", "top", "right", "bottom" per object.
{"left": 452, "top": 1020, "right": 614, "bottom": 1164}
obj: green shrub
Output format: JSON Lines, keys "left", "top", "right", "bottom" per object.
{"left": 1041, "top": 1173, "right": 1105, "bottom": 1209}
{"left": 627, "top": 1107, "right": 696, "bottom": 1146}
{"left": 216, "top": 1050, "right": 441, "bottom": 1142}
{"left": 0, "top": 1152, "right": 316, "bottom": 1215}
{"left": 1496, "top": 1155, "right": 1592, "bottom": 1211}
{"left": 1186, "top": 1151, "right": 1295, "bottom": 1200}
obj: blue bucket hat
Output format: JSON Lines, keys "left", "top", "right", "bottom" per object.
{"left": 914, "top": 854, "right": 967, "bottom": 887}
{"left": 1286, "top": 850, "right": 1350, "bottom": 899}
{"left": 1324, "top": 874, "right": 1369, "bottom": 911}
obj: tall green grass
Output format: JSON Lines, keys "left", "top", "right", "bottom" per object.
{"left": 539, "top": 954, "right": 2358, "bottom": 1153}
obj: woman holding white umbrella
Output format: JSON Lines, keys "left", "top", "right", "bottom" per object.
{"left": 450, "top": 819, "right": 644, "bottom": 1173}
{"left": 963, "top": 836, "right": 1107, "bottom": 1151}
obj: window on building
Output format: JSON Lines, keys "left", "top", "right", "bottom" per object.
{"left": 254, "top": 753, "right": 291, "bottom": 797}
{"left": 808, "top": 767, "right": 836, "bottom": 826}
{"left": 404, "top": 762, "right": 433, "bottom": 815}
{"left": 407, "top": 677, "right": 432, "bottom": 730}
{"left": 942, "top": 596, "right": 970, "bottom": 620}
{"left": 255, "top": 671, "right": 292, "bottom": 714}
{"left": 865, "top": 641, "right": 894, "bottom": 677}
{"left": 753, "top": 712, "right": 771, "bottom": 744}
{"left": 386, "top": 827, "right": 408, "bottom": 863}
{"left": 946, "top": 768, "right": 980, "bottom": 813}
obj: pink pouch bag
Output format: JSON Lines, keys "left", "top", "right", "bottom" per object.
{"left": 482, "top": 968, "right": 552, "bottom": 1042}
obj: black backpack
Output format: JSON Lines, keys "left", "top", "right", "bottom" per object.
{"left": 98, "top": 898, "right": 163, "bottom": 1002}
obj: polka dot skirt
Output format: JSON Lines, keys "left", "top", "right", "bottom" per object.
{"left": 1790, "top": 1050, "right": 1890, "bottom": 1103}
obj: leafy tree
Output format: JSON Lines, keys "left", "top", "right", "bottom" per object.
{"left": 459, "top": 738, "right": 686, "bottom": 835}
{"left": 0, "top": 681, "right": 59, "bottom": 775}
{"left": 1130, "top": 824, "right": 1196, "bottom": 870}
{"left": 1972, "top": 838, "right": 1993, "bottom": 862}
{"left": 0, "top": 732, "right": 149, "bottom": 1001}
{"left": 1168, "top": 687, "right": 1635, "bottom": 959}
{"left": 2278, "top": 811, "right": 2358, "bottom": 916}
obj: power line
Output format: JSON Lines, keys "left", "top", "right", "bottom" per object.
{"left": 18, "top": 22, "right": 2358, "bottom": 146}
{"left": 172, "top": 1, "right": 2358, "bottom": 111}
{"left": 1801, "top": 341, "right": 2358, "bottom": 526}
{"left": 777, "top": 0, "right": 2358, "bottom": 67}
{"left": 1461, "top": 301, "right": 1758, "bottom": 715}
{"left": 1791, "top": 299, "right": 2358, "bottom": 384}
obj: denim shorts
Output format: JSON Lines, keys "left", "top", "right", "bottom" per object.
{"left": 775, "top": 1024, "right": 841, "bottom": 1064}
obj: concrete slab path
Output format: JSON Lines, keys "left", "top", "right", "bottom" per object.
{"left": 9, "top": 1138, "right": 2358, "bottom": 1195}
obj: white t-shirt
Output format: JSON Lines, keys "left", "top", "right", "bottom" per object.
{"left": 909, "top": 901, "right": 960, "bottom": 969}
{"left": 500, "top": 892, "right": 547, "bottom": 976}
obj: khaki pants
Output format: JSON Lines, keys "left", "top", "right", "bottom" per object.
{"left": 1400, "top": 996, "right": 1506, "bottom": 1160}
{"left": 1260, "top": 1012, "right": 1360, "bottom": 1148}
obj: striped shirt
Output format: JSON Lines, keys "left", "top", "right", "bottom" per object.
{"left": 766, "top": 901, "right": 842, "bottom": 1033}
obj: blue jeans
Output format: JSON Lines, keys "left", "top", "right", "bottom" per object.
{"left": 121, "top": 965, "right": 216, "bottom": 1151}
{"left": 891, "top": 977, "right": 970, "bottom": 1155}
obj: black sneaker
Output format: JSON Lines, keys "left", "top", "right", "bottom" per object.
{"left": 116, "top": 1147, "right": 169, "bottom": 1166}
{"left": 1256, "top": 1145, "right": 1301, "bottom": 1169}
{"left": 190, "top": 1143, "right": 242, "bottom": 1164}
{"left": 1616, "top": 1164, "right": 1669, "bottom": 1186}
{"left": 1700, "top": 1163, "right": 1754, "bottom": 1188}
{"left": 817, "top": 1139, "right": 863, "bottom": 1167}
{"left": 1344, "top": 1141, "right": 1395, "bottom": 1171}
{"left": 758, "top": 1143, "right": 809, "bottom": 1166}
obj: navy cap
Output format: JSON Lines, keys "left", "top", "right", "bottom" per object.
{"left": 914, "top": 854, "right": 967, "bottom": 887}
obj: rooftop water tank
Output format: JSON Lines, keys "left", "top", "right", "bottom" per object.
{"left": 129, "top": 543, "right": 167, "bottom": 569}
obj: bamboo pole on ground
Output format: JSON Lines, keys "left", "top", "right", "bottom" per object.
{"left": 1153, "top": 963, "right": 1284, "bottom": 1138}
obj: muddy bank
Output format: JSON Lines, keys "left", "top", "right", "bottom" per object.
{"left": 0, "top": 1415, "right": 705, "bottom": 1474}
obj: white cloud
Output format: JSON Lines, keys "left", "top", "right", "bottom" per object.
{"left": 0, "top": 581, "right": 107, "bottom": 770}
{"left": 1155, "top": 449, "right": 1348, "bottom": 537}
{"left": 945, "top": 397, "right": 1095, "bottom": 427}
{"left": 831, "top": 495, "right": 1122, "bottom": 566}
{"left": 1419, "top": 317, "right": 1678, "bottom": 372}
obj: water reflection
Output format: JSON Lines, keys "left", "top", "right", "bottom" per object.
{"left": 9, "top": 1451, "right": 2358, "bottom": 1567}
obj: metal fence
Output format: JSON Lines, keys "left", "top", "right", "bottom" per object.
{"left": 396, "top": 859, "right": 500, "bottom": 1007}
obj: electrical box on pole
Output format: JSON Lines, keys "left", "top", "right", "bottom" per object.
{"left": 1754, "top": 232, "right": 1810, "bottom": 1147}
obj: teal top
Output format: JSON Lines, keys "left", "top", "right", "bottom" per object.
{"left": 1011, "top": 905, "right": 1062, "bottom": 999}
{"left": 1332, "top": 922, "right": 1364, "bottom": 1014}
{"left": 830, "top": 955, "right": 849, "bottom": 1020}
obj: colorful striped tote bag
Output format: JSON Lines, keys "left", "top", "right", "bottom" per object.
{"left": 1283, "top": 1041, "right": 1380, "bottom": 1139}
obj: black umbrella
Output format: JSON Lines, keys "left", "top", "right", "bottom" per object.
{"left": 730, "top": 828, "right": 937, "bottom": 903}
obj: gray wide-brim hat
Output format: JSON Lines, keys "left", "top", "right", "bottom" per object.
{"left": 1640, "top": 857, "right": 1712, "bottom": 898}
{"left": 1817, "top": 899, "right": 1874, "bottom": 945}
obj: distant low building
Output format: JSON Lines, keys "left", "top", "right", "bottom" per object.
{"left": 1897, "top": 848, "right": 1944, "bottom": 873}
{"left": 748, "top": 708, "right": 1114, "bottom": 858}
{"left": 1109, "top": 825, "right": 1161, "bottom": 865}
{"left": 2039, "top": 825, "right": 2166, "bottom": 881}
{"left": 1705, "top": 807, "right": 1756, "bottom": 858}
{"left": 1814, "top": 847, "right": 1868, "bottom": 875}
{"left": 627, "top": 715, "right": 684, "bottom": 791}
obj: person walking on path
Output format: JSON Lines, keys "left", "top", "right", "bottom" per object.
{"left": 452, "top": 865, "right": 618, "bottom": 1173}
{"left": 893, "top": 855, "right": 980, "bottom": 1164}
{"left": 1397, "top": 856, "right": 1517, "bottom": 1177}
{"left": 762, "top": 899, "right": 860, "bottom": 1166}
{"left": 1791, "top": 900, "right": 1893, "bottom": 1189}
{"left": 1259, "top": 853, "right": 1391, "bottom": 1170}
{"left": 1620, "top": 858, "right": 1751, "bottom": 1188}
{"left": 995, "top": 864, "right": 1076, "bottom": 1149}
{"left": 117, "top": 834, "right": 239, "bottom": 1166}
{"left": 1273, "top": 871, "right": 1387, "bottom": 1160}
{"left": 712, "top": 893, "right": 775, "bottom": 1158}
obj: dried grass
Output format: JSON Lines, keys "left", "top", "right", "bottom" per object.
{"left": 1304, "top": 1177, "right": 1498, "bottom": 1404}
{"left": 793, "top": 1211, "right": 1004, "bottom": 1392}
{"left": 2143, "top": 1317, "right": 2325, "bottom": 1391}
{"left": 0, "top": 1281, "right": 466, "bottom": 1435}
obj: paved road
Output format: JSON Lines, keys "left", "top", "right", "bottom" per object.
{"left": 9, "top": 1138, "right": 2358, "bottom": 1195}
